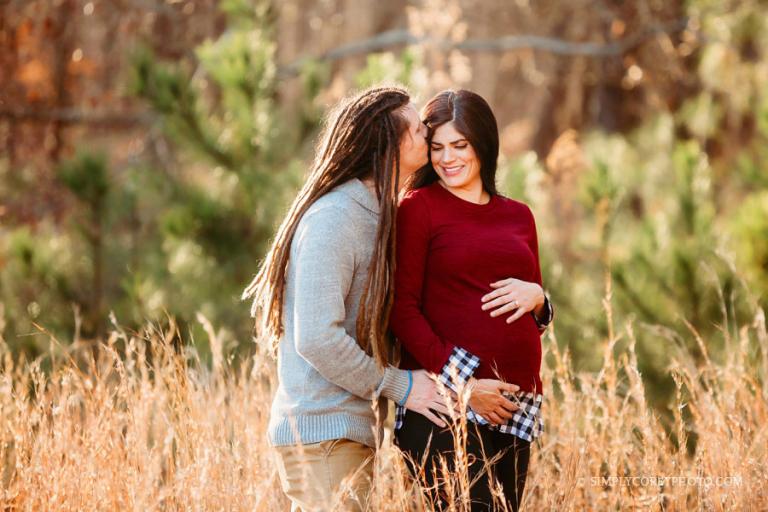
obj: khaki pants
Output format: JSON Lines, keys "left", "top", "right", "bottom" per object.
{"left": 273, "top": 438, "right": 374, "bottom": 512}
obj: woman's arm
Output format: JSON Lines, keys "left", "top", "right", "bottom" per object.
{"left": 390, "top": 194, "right": 479, "bottom": 389}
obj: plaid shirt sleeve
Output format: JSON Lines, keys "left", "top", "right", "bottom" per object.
{"left": 437, "top": 346, "right": 481, "bottom": 393}
{"left": 531, "top": 295, "right": 554, "bottom": 333}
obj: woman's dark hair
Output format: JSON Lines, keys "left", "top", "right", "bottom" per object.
{"left": 407, "top": 89, "right": 499, "bottom": 194}
{"left": 242, "top": 85, "right": 411, "bottom": 368}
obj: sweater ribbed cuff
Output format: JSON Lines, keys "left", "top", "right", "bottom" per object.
{"left": 376, "top": 367, "right": 410, "bottom": 404}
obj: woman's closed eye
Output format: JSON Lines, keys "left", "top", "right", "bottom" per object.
{"left": 431, "top": 144, "right": 467, "bottom": 150}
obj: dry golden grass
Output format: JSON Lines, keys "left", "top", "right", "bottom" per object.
{"left": 1, "top": 301, "right": 766, "bottom": 511}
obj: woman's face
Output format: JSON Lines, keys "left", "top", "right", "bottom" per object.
{"left": 430, "top": 121, "right": 481, "bottom": 192}
{"left": 398, "top": 103, "right": 429, "bottom": 178}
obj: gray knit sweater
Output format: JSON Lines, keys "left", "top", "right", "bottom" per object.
{"left": 268, "top": 179, "right": 410, "bottom": 448}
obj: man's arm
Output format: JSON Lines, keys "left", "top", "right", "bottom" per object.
{"left": 290, "top": 205, "right": 408, "bottom": 403}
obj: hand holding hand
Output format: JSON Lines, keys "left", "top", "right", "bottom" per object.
{"left": 467, "top": 378, "right": 520, "bottom": 425}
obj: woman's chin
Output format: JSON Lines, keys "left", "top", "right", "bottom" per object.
{"left": 439, "top": 174, "right": 468, "bottom": 189}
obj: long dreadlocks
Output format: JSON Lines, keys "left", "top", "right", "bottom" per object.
{"left": 242, "top": 86, "right": 411, "bottom": 368}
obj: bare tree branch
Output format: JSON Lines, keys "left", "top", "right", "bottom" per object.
{"left": 457, "top": 19, "right": 690, "bottom": 55}
{"left": 280, "top": 18, "right": 691, "bottom": 77}
{"left": 0, "top": 107, "right": 153, "bottom": 126}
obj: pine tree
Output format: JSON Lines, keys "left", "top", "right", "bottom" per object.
{"left": 123, "top": 0, "right": 318, "bottom": 353}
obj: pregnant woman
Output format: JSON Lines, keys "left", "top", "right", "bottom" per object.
{"left": 390, "top": 89, "right": 554, "bottom": 511}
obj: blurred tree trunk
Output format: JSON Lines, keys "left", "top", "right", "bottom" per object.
{"left": 49, "top": 0, "right": 77, "bottom": 163}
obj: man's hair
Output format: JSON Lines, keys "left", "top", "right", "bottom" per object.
{"left": 242, "top": 85, "right": 411, "bottom": 367}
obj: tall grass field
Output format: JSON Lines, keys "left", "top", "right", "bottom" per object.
{"left": 0, "top": 295, "right": 765, "bottom": 511}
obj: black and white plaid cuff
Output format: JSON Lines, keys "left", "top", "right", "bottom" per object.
{"left": 532, "top": 295, "right": 554, "bottom": 333}
{"left": 438, "top": 346, "right": 481, "bottom": 393}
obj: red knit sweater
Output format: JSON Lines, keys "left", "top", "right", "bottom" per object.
{"left": 390, "top": 182, "right": 544, "bottom": 394}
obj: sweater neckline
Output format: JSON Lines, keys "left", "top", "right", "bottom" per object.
{"left": 431, "top": 181, "right": 499, "bottom": 213}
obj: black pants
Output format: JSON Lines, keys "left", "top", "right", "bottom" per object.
{"left": 395, "top": 411, "right": 531, "bottom": 512}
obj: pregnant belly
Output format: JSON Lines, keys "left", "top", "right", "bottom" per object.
{"left": 444, "top": 315, "right": 542, "bottom": 388}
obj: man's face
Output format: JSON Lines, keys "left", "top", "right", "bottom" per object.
{"left": 398, "top": 102, "right": 429, "bottom": 178}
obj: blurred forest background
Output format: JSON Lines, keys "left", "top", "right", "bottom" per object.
{"left": 1, "top": 0, "right": 767, "bottom": 413}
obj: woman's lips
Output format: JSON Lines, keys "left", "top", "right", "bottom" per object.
{"left": 440, "top": 165, "right": 464, "bottom": 177}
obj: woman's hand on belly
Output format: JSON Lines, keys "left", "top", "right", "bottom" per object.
{"left": 481, "top": 278, "right": 544, "bottom": 324}
{"left": 467, "top": 378, "right": 520, "bottom": 425}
